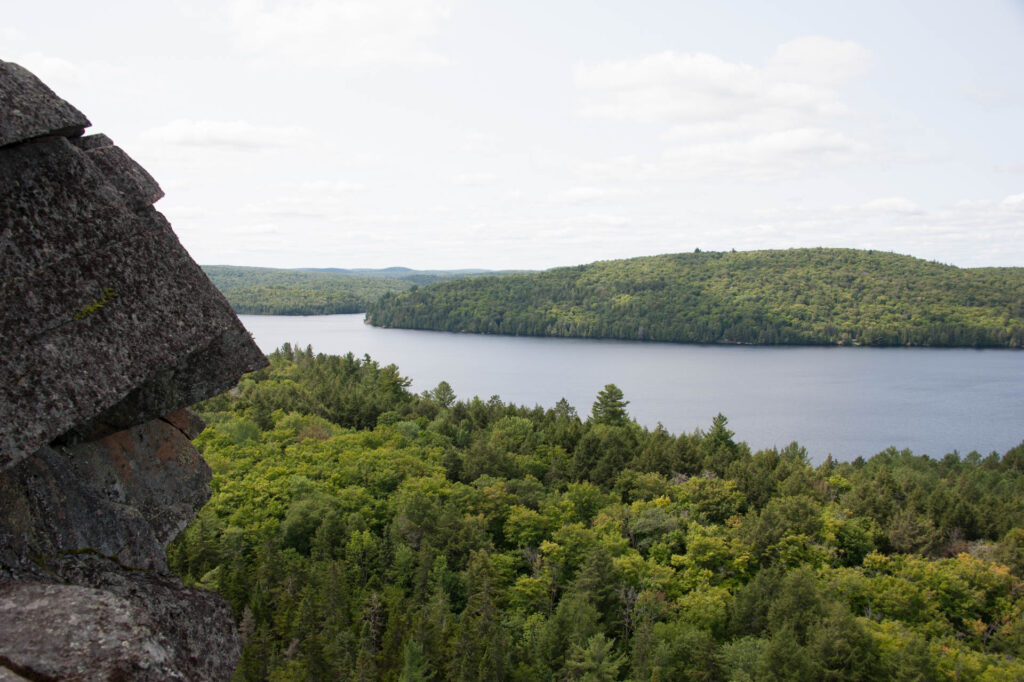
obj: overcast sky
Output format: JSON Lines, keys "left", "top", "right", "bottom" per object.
{"left": 6, "top": 1, "right": 1024, "bottom": 270}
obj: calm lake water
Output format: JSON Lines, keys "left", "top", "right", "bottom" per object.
{"left": 239, "top": 314, "right": 1024, "bottom": 463}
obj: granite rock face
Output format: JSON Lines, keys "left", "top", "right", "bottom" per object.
{"left": 0, "top": 577, "right": 239, "bottom": 681}
{"left": 0, "top": 60, "right": 266, "bottom": 680}
{"left": 0, "top": 60, "right": 89, "bottom": 146}
{"left": 0, "top": 130, "right": 266, "bottom": 467}
{"left": 0, "top": 416, "right": 212, "bottom": 574}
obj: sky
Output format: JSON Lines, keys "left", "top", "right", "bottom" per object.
{"left": 5, "top": 0, "right": 1024, "bottom": 270}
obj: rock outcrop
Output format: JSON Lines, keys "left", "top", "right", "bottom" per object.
{"left": 1, "top": 60, "right": 267, "bottom": 680}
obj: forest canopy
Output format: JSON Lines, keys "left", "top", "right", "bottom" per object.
{"left": 365, "top": 248, "right": 1024, "bottom": 348}
{"left": 203, "top": 265, "right": 417, "bottom": 315}
{"left": 203, "top": 266, "right": 524, "bottom": 316}
{"left": 172, "top": 346, "right": 1024, "bottom": 680}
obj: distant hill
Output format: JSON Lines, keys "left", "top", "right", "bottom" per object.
{"left": 364, "top": 249, "right": 1024, "bottom": 347}
{"left": 202, "top": 265, "right": 526, "bottom": 315}
{"left": 299, "top": 266, "right": 510, "bottom": 286}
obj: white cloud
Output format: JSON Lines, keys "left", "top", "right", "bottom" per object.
{"left": 229, "top": 222, "right": 284, "bottom": 235}
{"left": 285, "top": 180, "right": 366, "bottom": 194}
{"left": 662, "top": 127, "right": 864, "bottom": 180}
{"left": 237, "top": 179, "right": 368, "bottom": 221}
{"left": 502, "top": 188, "right": 524, "bottom": 203}
{"left": 577, "top": 51, "right": 768, "bottom": 124}
{"left": 225, "top": 0, "right": 451, "bottom": 68}
{"left": 140, "top": 119, "right": 313, "bottom": 150}
{"left": 15, "top": 52, "right": 91, "bottom": 90}
{"left": 574, "top": 37, "right": 873, "bottom": 179}
{"left": 462, "top": 131, "right": 501, "bottom": 154}
{"left": 961, "top": 86, "right": 1012, "bottom": 107}
{"left": 766, "top": 36, "right": 873, "bottom": 86}
{"left": 953, "top": 198, "right": 992, "bottom": 209}
{"left": 452, "top": 172, "right": 497, "bottom": 186}
{"left": 575, "top": 41, "right": 861, "bottom": 127}
{"left": 556, "top": 186, "right": 644, "bottom": 204}
{"left": 860, "top": 197, "right": 921, "bottom": 214}
{"left": 738, "top": 194, "right": 1024, "bottom": 267}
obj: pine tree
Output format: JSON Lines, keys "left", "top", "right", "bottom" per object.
{"left": 590, "top": 384, "right": 630, "bottom": 426}
{"left": 565, "top": 634, "right": 625, "bottom": 681}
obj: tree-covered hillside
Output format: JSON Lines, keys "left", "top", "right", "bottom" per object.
{"left": 172, "top": 346, "right": 1024, "bottom": 680}
{"left": 203, "top": 266, "right": 417, "bottom": 315}
{"left": 365, "top": 249, "right": 1024, "bottom": 347}
{"left": 203, "top": 266, "right": 530, "bottom": 315}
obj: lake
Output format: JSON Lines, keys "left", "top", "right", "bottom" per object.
{"left": 238, "top": 314, "right": 1024, "bottom": 463}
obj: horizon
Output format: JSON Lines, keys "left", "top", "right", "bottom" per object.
{"left": 7, "top": 1, "right": 1024, "bottom": 270}
{"left": 200, "top": 245, "right": 1021, "bottom": 272}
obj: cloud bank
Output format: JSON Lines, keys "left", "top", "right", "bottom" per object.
{"left": 574, "top": 37, "right": 873, "bottom": 179}
{"left": 225, "top": 0, "right": 451, "bottom": 68}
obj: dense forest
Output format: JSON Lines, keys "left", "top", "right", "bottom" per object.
{"left": 203, "top": 266, "right": 415, "bottom": 315}
{"left": 203, "top": 266, "right": 523, "bottom": 315}
{"left": 365, "top": 249, "right": 1024, "bottom": 348}
{"left": 171, "top": 346, "right": 1024, "bottom": 680}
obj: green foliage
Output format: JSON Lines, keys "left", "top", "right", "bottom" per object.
{"left": 204, "top": 265, "right": 416, "bottom": 315}
{"left": 203, "top": 265, "right": 526, "bottom": 315}
{"left": 366, "top": 248, "right": 1024, "bottom": 347}
{"left": 590, "top": 384, "right": 630, "bottom": 427}
{"left": 564, "top": 634, "right": 625, "bottom": 681}
{"left": 171, "top": 347, "right": 1024, "bottom": 680}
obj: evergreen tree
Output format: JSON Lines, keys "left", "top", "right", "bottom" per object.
{"left": 590, "top": 384, "right": 630, "bottom": 426}
{"left": 564, "top": 634, "right": 625, "bottom": 681}
{"left": 168, "top": 348, "right": 1024, "bottom": 681}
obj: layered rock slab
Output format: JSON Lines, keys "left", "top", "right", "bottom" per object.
{"left": 0, "top": 577, "right": 240, "bottom": 681}
{"left": 0, "top": 416, "right": 212, "bottom": 575}
{"left": 0, "top": 130, "right": 265, "bottom": 468}
{"left": 0, "top": 60, "right": 266, "bottom": 680}
{"left": 0, "top": 60, "right": 89, "bottom": 146}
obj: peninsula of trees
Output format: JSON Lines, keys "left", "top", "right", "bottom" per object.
{"left": 172, "top": 345, "right": 1024, "bottom": 680}
{"left": 365, "top": 249, "right": 1024, "bottom": 348}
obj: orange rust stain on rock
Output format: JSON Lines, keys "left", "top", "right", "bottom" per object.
{"left": 154, "top": 439, "right": 181, "bottom": 464}
{"left": 162, "top": 409, "right": 205, "bottom": 439}
{"left": 153, "top": 425, "right": 195, "bottom": 465}
{"left": 99, "top": 430, "right": 136, "bottom": 481}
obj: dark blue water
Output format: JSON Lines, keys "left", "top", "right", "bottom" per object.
{"left": 239, "top": 314, "right": 1024, "bottom": 463}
